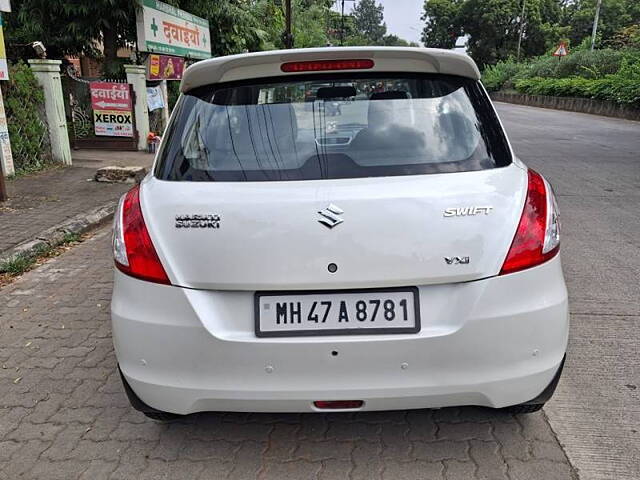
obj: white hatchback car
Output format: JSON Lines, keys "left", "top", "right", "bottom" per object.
{"left": 111, "top": 47, "right": 568, "bottom": 420}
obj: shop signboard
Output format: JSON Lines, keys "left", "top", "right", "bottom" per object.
{"left": 136, "top": 0, "right": 211, "bottom": 59}
{"left": 90, "top": 82, "right": 134, "bottom": 137}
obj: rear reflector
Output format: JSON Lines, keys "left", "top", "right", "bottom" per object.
{"left": 281, "top": 59, "right": 374, "bottom": 73}
{"left": 313, "top": 400, "right": 364, "bottom": 410}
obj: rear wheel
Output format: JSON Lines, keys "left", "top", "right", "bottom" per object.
{"left": 503, "top": 403, "right": 544, "bottom": 414}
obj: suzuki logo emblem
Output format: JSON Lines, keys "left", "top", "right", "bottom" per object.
{"left": 318, "top": 204, "right": 344, "bottom": 229}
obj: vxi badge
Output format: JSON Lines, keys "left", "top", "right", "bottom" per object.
{"left": 443, "top": 206, "right": 493, "bottom": 217}
{"left": 445, "top": 256, "right": 470, "bottom": 265}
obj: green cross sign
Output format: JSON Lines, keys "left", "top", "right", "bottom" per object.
{"left": 150, "top": 18, "right": 158, "bottom": 37}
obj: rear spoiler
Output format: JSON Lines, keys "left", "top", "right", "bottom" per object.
{"left": 181, "top": 47, "right": 480, "bottom": 93}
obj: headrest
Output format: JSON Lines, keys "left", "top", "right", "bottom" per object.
{"left": 367, "top": 91, "right": 409, "bottom": 127}
{"left": 317, "top": 86, "right": 357, "bottom": 99}
{"left": 370, "top": 91, "right": 409, "bottom": 101}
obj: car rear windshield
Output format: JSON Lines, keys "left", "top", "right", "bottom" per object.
{"left": 155, "top": 73, "right": 512, "bottom": 182}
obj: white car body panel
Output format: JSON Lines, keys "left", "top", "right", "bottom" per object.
{"left": 112, "top": 255, "right": 568, "bottom": 414}
{"left": 142, "top": 164, "right": 526, "bottom": 291}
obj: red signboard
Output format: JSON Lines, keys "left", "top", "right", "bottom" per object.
{"left": 147, "top": 54, "right": 185, "bottom": 80}
{"left": 89, "top": 82, "right": 133, "bottom": 112}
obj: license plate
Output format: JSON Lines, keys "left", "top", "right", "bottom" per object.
{"left": 255, "top": 287, "right": 420, "bottom": 337}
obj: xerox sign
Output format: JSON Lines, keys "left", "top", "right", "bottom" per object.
{"left": 93, "top": 110, "right": 133, "bottom": 137}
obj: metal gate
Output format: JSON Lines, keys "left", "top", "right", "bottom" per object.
{"left": 62, "top": 67, "right": 138, "bottom": 151}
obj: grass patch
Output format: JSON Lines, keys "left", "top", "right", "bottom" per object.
{"left": 0, "top": 232, "right": 83, "bottom": 278}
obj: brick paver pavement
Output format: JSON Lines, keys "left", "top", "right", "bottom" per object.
{"left": 0, "top": 167, "right": 130, "bottom": 256}
{"left": 0, "top": 228, "right": 577, "bottom": 480}
{"left": 0, "top": 149, "right": 153, "bottom": 257}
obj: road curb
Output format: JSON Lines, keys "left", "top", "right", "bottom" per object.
{"left": 490, "top": 91, "right": 640, "bottom": 122}
{"left": 0, "top": 201, "right": 117, "bottom": 266}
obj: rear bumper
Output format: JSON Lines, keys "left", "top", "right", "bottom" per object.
{"left": 111, "top": 256, "right": 569, "bottom": 414}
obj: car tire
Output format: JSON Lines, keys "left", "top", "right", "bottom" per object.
{"left": 503, "top": 403, "right": 544, "bottom": 414}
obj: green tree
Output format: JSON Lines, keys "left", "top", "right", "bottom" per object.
{"left": 421, "top": 0, "right": 463, "bottom": 49}
{"left": 291, "top": 0, "right": 333, "bottom": 48}
{"left": 5, "top": 0, "right": 136, "bottom": 75}
{"left": 327, "top": 8, "right": 358, "bottom": 45}
{"left": 457, "top": 0, "right": 522, "bottom": 66}
{"left": 422, "top": 0, "right": 569, "bottom": 67}
{"left": 176, "top": 0, "right": 272, "bottom": 55}
{"left": 517, "top": 0, "right": 564, "bottom": 57}
{"left": 352, "top": 0, "right": 387, "bottom": 44}
{"left": 4, "top": 0, "right": 273, "bottom": 74}
{"left": 381, "top": 34, "right": 419, "bottom": 47}
{"left": 420, "top": 0, "right": 640, "bottom": 67}
{"left": 252, "top": 0, "right": 333, "bottom": 49}
{"left": 563, "top": 0, "right": 640, "bottom": 48}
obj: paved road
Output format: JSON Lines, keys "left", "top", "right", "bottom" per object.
{"left": 0, "top": 103, "right": 638, "bottom": 479}
{"left": 495, "top": 103, "right": 640, "bottom": 480}
{"left": 0, "top": 227, "right": 575, "bottom": 479}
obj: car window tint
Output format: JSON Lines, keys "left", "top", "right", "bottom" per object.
{"left": 155, "top": 74, "right": 511, "bottom": 182}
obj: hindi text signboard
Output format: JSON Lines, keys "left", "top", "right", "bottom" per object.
{"left": 90, "top": 83, "right": 134, "bottom": 138}
{"left": 136, "top": 0, "right": 211, "bottom": 60}
{"left": 90, "top": 82, "right": 132, "bottom": 111}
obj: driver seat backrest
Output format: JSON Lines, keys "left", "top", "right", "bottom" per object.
{"left": 367, "top": 91, "right": 409, "bottom": 128}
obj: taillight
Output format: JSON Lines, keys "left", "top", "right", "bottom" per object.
{"left": 280, "top": 59, "right": 374, "bottom": 73}
{"left": 113, "top": 185, "right": 170, "bottom": 284}
{"left": 500, "top": 169, "right": 560, "bottom": 275}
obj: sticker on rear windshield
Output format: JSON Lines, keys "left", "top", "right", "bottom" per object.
{"left": 175, "top": 214, "right": 221, "bottom": 229}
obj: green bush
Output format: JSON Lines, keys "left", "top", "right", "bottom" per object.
{"left": 517, "top": 48, "right": 631, "bottom": 80}
{"left": 482, "top": 58, "right": 524, "bottom": 91}
{"left": 485, "top": 45, "right": 640, "bottom": 108}
{"left": 556, "top": 49, "right": 630, "bottom": 78}
{"left": 0, "top": 62, "right": 51, "bottom": 175}
{"left": 515, "top": 72, "right": 640, "bottom": 107}
{"left": 519, "top": 56, "right": 561, "bottom": 79}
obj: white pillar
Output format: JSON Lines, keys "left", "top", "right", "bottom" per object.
{"left": 0, "top": 86, "right": 14, "bottom": 176}
{"left": 125, "top": 64, "right": 149, "bottom": 150}
{"left": 28, "top": 59, "right": 72, "bottom": 166}
{"left": 159, "top": 80, "right": 170, "bottom": 132}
